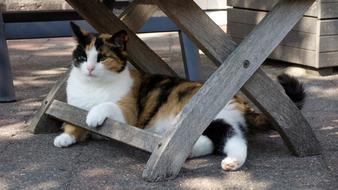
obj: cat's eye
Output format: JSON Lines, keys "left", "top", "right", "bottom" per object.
{"left": 77, "top": 56, "right": 87, "bottom": 62}
{"left": 97, "top": 54, "right": 107, "bottom": 62}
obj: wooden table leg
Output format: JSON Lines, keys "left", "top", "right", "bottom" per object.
{"left": 156, "top": 0, "right": 320, "bottom": 156}
{"left": 0, "top": 13, "right": 16, "bottom": 102}
{"left": 142, "top": 0, "right": 319, "bottom": 181}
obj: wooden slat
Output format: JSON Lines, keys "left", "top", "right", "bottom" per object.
{"left": 320, "top": 2, "right": 338, "bottom": 19}
{"left": 227, "top": 0, "right": 318, "bottom": 17}
{"left": 65, "top": 0, "right": 176, "bottom": 76}
{"left": 319, "top": 51, "right": 338, "bottom": 67}
{"left": 28, "top": 71, "right": 68, "bottom": 133}
{"left": 320, "top": 19, "right": 338, "bottom": 36}
{"left": 228, "top": 22, "right": 317, "bottom": 50}
{"left": 46, "top": 100, "right": 161, "bottom": 152}
{"left": 143, "top": 0, "right": 318, "bottom": 181}
{"left": 232, "top": 37, "right": 318, "bottom": 68}
{"left": 228, "top": 8, "right": 318, "bottom": 34}
{"left": 320, "top": 35, "right": 338, "bottom": 52}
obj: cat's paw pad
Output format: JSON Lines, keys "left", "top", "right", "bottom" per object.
{"left": 86, "top": 108, "right": 107, "bottom": 128}
{"left": 54, "top": 133, "right": 76, "bottom": 148}
{"left": 221, "top": 157, "right": 243, "bottom": 171}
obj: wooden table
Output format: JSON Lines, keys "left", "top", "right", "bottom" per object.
{"left": 29, "top": 0, "right": 321, "bottom": 182}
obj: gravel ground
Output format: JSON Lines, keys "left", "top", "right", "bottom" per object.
{"left": 0, "top": 34, "right": 338, "bottom": 190}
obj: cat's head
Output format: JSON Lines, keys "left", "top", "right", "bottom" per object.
{"left": 70, "top": 22, "right": 128, "bottom": 78}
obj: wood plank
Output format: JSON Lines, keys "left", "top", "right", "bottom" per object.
{"left": 227, "top": 0, "right": 318, "bottom": 17}
{"left": 320, "top": 19, "right": 338, "bottom": 36}
{"left": 143, "top": 0, "right": 318, "bottom": 182}
{"left": 320, "top": 35, "right": 338, "bottom": 52}
{"left": 232, "top": 37, "right": 319, "bottom": 68}
{"left": 319, "top": 51, "right": 338, "bottom": 67}
{"left": 28, "top": 71, "right": 68, "bottom": 133}
{"left": 228, "top": 22, "right": 318, "bottom": 51}
{"left": 46, "top": 100, "right": 161, "bottom": 153}
{"left": 228, "top": 8, "right": 318, "bottom": 34}
{"left": 320, "top": 2, "right": 338, "bottom": 19}
{"left": 65, "top": 0, "right": 177, "bottom": 76}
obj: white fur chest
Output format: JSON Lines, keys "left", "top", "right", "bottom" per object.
{"left": 66, "top": 67, "right": 133, "bottom": 111}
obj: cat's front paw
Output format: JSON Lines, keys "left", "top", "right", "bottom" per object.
{"left": 54, "top": 133, "right": 76, "bottom": 147}
{"left": 86, "top": 106, "right": 107, "bottom": 128}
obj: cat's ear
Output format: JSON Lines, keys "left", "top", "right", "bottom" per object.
{"left": 108, "top": 30, "right": 128, "bottom": 51}
{"left": 70, "top": 22, "right": 89, "bottom": 45}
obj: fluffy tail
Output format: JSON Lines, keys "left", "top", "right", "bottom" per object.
{"left": 245, "top": 73, "right": 306, "bottom": 132}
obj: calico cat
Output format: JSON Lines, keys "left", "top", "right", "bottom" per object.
{"left": 54, "top": 22, "right": 306, "bottom": 171}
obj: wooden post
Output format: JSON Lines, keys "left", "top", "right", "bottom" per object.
{"left": 142, "top": 0, "right": 319, "bottom": 182}
{"left": 0, "top": 13, "right": 16, "bottom": 102}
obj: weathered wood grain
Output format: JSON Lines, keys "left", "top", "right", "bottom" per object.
{"left": 227, "top": 0, "right": 318, "bottom": 17}
{"left": 227, "top": 0, "right": 338, "bottom": 19}
{"left": 119, "top": 1, "right": 158, "bottom": 31}
{"left": 320, "top": 19, "right": 338, "bottom": 36}
{"left": 46, "top": 100, "right": 161, "bottom": 152}
{"left": 143, "top": 0, "right": 318, "bottom": 181}
{"left": 228, "top": 8, "right": 318, "bottom": 34}
{"left": 66, "top": 0, "right": 176, "bottom": 76}
{"left": 228, "top": 22, "right": 317, "bottom": 50}
{"left": 232, "top": 37, "right": 318, "bottom": 68}
{"left": 28, "top": 71, "right": 68, "bottom": 133}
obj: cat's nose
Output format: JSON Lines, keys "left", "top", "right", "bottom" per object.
{"left": 87, "top": 65, "right": 95, "bottom": 75}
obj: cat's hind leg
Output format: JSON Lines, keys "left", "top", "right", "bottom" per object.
{"left": 221, "top": 131, "right": 247, "bottom": 171}
{"left": 203, "top": 118, "right": 247, "bottom": 171}
{"left": 190, "top": 135, "right": 214, "bottom": 158}
{"left": 54, "top": 123, "right": 88, "bottom": 147}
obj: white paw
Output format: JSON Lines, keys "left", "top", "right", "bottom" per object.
{"left": 221, "top": 157, "right": 244, "bottom": 171}
{"left": 86, "top": 106, "right": 107, "bottom": 128}
{"left": 54, "top": 133, "right": 76, "bottom": 148}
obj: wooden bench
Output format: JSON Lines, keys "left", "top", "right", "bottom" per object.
{"left": 29, "top": 0, "right": 321, "bottom": 182}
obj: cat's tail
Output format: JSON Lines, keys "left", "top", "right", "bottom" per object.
{"left": 245, "top": 73, "right": 306, "bottom": 132}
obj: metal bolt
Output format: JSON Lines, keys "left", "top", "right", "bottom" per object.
{"left": 243, "top": 60, "right": 250, "bottom": 68}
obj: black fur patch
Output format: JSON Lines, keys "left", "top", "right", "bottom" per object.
{"left": 138, "top": 75, "right": 183, "bottom": 127}
{"left": 203, "top": 119, "right": 235, "bottom": 155}
{"left": 277, "top": 74, "right": 306, "bottom": 109}
{"left": 72, "top": 45, "right": 87, "bottom": 67}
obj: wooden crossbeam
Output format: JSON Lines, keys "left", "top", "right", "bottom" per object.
{"left": 155, "top": 0, "right": 320, "bottom": 157}
{"left": 65, "top": 0, "right": 176, "bottom": 76}
{"left": 46, "top": 100, "right": 161, "bottom": 152}
{"left": 142, "top": 0, "right": 319, "bottom": 181}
